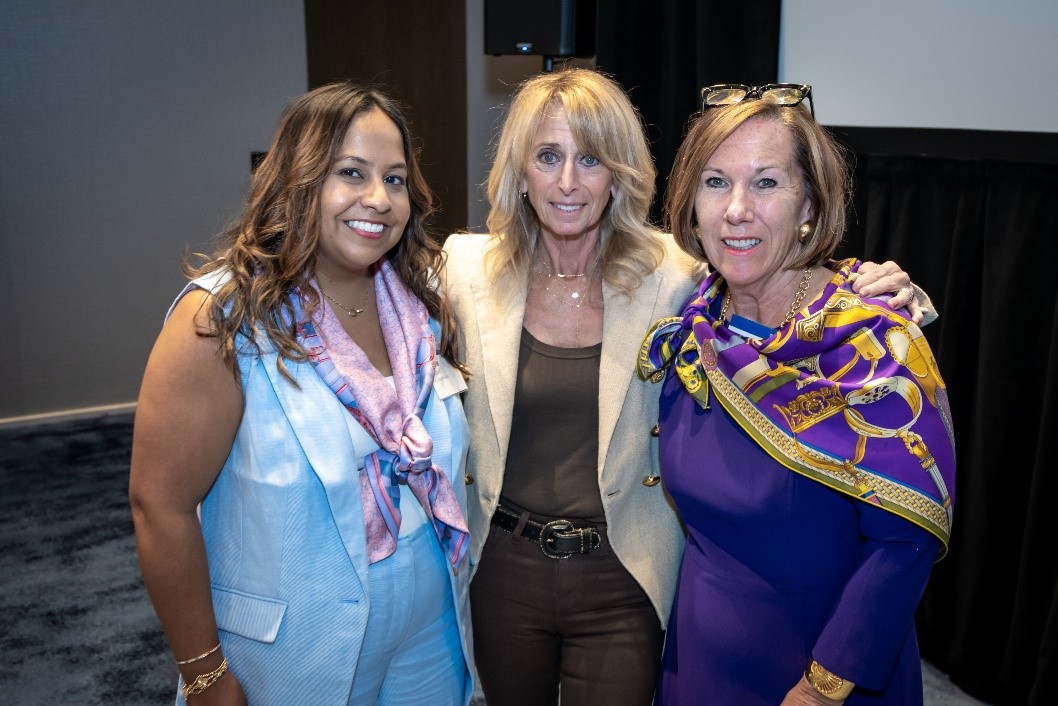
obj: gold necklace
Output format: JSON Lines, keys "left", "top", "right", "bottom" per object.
{"left": 719, "top": 267, "right": 813, "bottom": 328}
{"left": 318, "top": 279, "right": 368, "bottom": 318}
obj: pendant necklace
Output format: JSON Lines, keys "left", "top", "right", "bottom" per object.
{"left": 539, "top": 259, "right": 594, "bottom": 309}
{"left": 318, "top": 277, "right": 369, "bottom": 318}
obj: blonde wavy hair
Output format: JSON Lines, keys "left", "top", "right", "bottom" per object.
{"left": 485, "top": 68, "right": 664, "bottom": 294}
{"left": 186, "top": 82, "right": 459, "bottom": 379}
{"left": 665, "top": 99, "right": 851, "bottom": 269}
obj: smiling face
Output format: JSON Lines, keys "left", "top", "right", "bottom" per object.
{"left": 694, "top": 116, "right": 813, "bottom": 295}
{"left": 521, "top": 104, "right": 614, "bottom": 244}
{"left": 315, "top": 107, "right": 410, "bottom": 281}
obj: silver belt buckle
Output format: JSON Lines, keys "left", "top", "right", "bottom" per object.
{"left": 538, "top": 519, "right": 576, "bottom": 559}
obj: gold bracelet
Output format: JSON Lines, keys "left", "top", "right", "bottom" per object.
{"left": 805, "top": 660, "right": 855, "bottom": 700}
{"left": 175, "top": 641, "right": 221, "bottom": 665}
{"left": 181, "top": 658, "right": 229, "bottom": 700}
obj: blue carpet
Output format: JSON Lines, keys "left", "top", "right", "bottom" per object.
{"left": 0, "top": 414, "right": 177, "bottom": 704}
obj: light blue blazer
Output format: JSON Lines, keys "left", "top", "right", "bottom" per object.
{"left": 170, "top": 272, "right": 474, "bottom": 705}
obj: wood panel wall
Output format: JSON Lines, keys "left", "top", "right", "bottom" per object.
{"left": 305, "top": 0, "right": 468, "bottom": 238}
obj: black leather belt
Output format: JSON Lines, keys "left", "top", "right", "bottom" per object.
{"left": 491, "top": 504, "right": 602, "bottom": 559}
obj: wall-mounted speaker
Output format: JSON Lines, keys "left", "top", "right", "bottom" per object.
{"left": 484, "top": 0, "right": 597, "bottom": 57}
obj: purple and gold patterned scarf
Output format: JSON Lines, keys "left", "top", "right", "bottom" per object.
{"left": 291, "top": 259, "right": 469, "bottom": 568}
{"left": 638, "top": 259, "right": 955, "bottom": 552}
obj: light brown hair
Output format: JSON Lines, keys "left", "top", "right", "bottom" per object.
{"left": 664, "top": 99, "right": 851, "bottom": 269}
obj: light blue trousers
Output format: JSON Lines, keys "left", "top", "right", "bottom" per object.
{"left": 347, "top": 523, "right": 467, "bottom": 705}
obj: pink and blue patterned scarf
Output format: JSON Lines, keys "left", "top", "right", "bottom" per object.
{"left": 638, "top": 259, "right": 956, "bottom": 553}
{"left": 292, "top": 259, "right": 469, "bottom": 568}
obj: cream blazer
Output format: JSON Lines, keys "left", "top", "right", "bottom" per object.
{"left": 442, "top": 232, "right": 701, "bottom": 626}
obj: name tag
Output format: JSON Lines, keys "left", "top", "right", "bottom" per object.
{"left": 728, "top": 314, "right": 774, "bottom": 342}
{"left": 434, "top": 358, "right": 468, "bottom": 400}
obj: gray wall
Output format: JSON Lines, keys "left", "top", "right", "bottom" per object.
{"left": 464, "top": 0, "right": 543, "bottom": 232}
{"left": 0, "top": 0, "right": 307, "bottom": 421}
{"left": 781, "top": 0, "right": 1058, "bottom": 132}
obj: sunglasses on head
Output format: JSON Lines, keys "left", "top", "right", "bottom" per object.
{"left": 700, "top": 83, "right": 814, "bottom": 117}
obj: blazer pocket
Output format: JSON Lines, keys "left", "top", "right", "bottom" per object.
{"left": 212, "top": 584, "right": 288, "bottom": 643}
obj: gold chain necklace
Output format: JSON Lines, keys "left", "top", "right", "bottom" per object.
{"left": 719, "top": 267, "right": 813, "bottom": 328}
{"left": 318, "top": 278, "right": 368, "bottom": 318}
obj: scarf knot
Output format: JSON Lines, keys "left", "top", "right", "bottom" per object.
{"left": 293, "top": 260, "right": 470, "bottom": 568}
{"left": 398, "top": 414, "right": 434, "bottom": 473}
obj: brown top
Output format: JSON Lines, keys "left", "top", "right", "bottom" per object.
{"left": 501, "top": 327, "right": 605, "bottom": 522}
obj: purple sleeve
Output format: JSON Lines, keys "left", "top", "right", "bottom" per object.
{"left": 811, "top": 501, "right": 941, "bottom": 691}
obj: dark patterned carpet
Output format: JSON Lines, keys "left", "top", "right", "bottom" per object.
{"left": 0, "top": 414, "right": 177, "bottom": 704}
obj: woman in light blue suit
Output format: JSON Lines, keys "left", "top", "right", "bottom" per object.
{"left": 130, "top": 83, "right": 474, "bottom": 705}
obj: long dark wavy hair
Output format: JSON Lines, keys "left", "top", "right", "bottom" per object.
{"left": 186, "top": 81, "right": 459, "bottom": 379}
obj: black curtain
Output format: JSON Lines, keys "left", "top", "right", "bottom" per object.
{"left": 838, "top": 153, "right": 1058, "bottom": 706}
{"left": 595, "top": 0, "right": 780, "bottom": 223}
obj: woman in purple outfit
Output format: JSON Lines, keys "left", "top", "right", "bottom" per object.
{"left": 639, "top": 84, "right": 956, "bottom": 705}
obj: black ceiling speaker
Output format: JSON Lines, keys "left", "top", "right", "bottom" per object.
{"left": 484, "top": 0, "right": 597, "bottom": 57}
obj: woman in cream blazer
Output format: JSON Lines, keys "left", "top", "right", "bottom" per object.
{"left": 444, "top": 230, "right": 699, "bottom": 705}
{"left": 445, "top": 231, "right": 697, "bottom": 623}
{"left": 434, "top": 65, "right": 700, "bottom": 706}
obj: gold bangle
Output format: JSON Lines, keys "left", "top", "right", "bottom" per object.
{"left": 181, "top": 658, "right": 229, "bottom": 699}
{"left": 175, "top": 641, "right": 221, "bottom": 665}
{"left": 805, "top": 660, "right": 855, "bottom": 700}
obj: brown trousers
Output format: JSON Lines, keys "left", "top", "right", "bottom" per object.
{"left": 470, "top": 512, "right": 665, "bottom": 706}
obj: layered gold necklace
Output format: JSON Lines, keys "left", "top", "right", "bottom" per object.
{"left": 719, "top": 267, "right": 813, "bottom": 328}
{"left": 538, "top": 258, "right": 596, "bottom": 309}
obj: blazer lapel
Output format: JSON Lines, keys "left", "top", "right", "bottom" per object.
{"left": 470, "top": 269, "right": 526, "bottom": 466}
{"left": 598, "top": 271, "right": 663, "bottom": 471}
{"left": 259, "top": 350, "right": 370, "bottom": 593}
